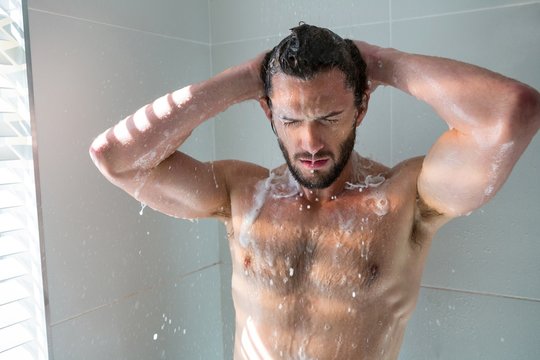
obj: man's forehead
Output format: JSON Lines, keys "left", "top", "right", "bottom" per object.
{"left": 271, "top": 68, "right": 349, "bottom": 89}
{"left": 270, "top": 70, "right": 354, "bottom": 113}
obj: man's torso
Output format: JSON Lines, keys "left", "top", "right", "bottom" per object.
{"left": 224, "top": 154, "right": 445, "bottom": 359}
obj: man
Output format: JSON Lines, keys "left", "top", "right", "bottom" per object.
{"left": 89, "top": 23, "right": 539, "bottom": 359}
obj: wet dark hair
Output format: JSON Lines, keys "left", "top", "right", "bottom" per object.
{"left": 261, "top": 22, "right": 368, "bottom": 109}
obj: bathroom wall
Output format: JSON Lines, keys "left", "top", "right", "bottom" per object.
{"left": 27, "top": 0, "right": 225, "bottom": 359}
{"left": 26, "top": 0, "right": 539, "bottom": 359}
{"left": 210, "top": 0, "right": 540, "bottom": 359}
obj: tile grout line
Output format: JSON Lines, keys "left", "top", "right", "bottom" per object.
{"left": 27, "top": 7, "right": 210, "bottom": 46}
{"left": 208, "top": 0, "right": 216, "bottom": 160}
{"left": 211, "top": 20, "right": 391, "bottom": 46}
{"left": 421, "top": 284, "right": 540, "bottom": 303}
{"left": 392, "top": 1, "right": 540, "bottom": 23}
{"left": 49, "top": 270, "right": 540, "bottom": 328}
{"left": 389, "top": 0, "right": 394, "bottom": 166}
{"left": 48, "top": 261, "right": 221, "bottom": 327}
{"left": 207, "top": 1, "right": 228, "bottom": 354}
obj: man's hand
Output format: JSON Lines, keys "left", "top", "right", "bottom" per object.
{"left": 244, "top": 51, "right": 268, "bottom": 100}
{"left": 353, "top": 40, "right": 386, "bottom": 93}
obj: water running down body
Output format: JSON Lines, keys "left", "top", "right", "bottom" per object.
{"left": 89, "top": 23, "right": 540, "bottom": 360}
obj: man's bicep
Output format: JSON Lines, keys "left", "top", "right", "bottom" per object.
{"left": 418, "top": 128, "right": 516, "bottom": 218}
{"left": 134, "top": 152, "right": 233, "bottom": 220}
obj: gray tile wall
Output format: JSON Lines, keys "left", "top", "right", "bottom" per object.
{"left": 27, "top": 0, "right": 224, "bottom": 358}
{"left": 28, "top": 1, "right": 539, "bottom": 359}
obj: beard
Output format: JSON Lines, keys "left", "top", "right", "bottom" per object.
{"left": 277, "top": 126, "right": 356, "bottom": 189}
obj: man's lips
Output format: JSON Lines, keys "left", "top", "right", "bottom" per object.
{"left": 299, "top": 158, "right": 329, "bottom": 169}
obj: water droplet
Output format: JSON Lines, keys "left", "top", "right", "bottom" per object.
{"left": 139, "top": 202, "right": 147, "bottom": 215}
{"left": 153, "top": 333, "right": 158, "bottom": 340}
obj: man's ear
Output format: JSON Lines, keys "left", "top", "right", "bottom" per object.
{"left": 258, "top": 97, "right": 277, "bottom": 135}
{"left": 259, "top": 97, "right": 278, "bottom": 135}
{"left": 355, "top": 92, "right": 370, "bottom": 127}
{"left": 258, "top": 97, "right": 273, "bottom": 121}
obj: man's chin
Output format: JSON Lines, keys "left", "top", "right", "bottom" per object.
{"left": 289, "top": 166, "right": 336, "bottom": 189}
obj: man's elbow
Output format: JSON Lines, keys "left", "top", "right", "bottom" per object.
{"left": 89, "top": 134, "right": 123, "bottom": 180}
{"left": 509, "top": 83, "right": 540, "bottom": 136}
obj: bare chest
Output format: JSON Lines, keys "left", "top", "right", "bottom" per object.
{"left": 229, "top": 188, "right": 416, "bottom": 298}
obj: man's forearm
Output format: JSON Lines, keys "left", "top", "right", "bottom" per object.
{"left": 90, "top": 60, "right": 262, "bottom": 178}
{"left": 363, "top": 44, "right": 540, "bottom": 137}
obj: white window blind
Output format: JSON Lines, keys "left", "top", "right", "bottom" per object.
{"left": 0, "top": 0, "right": 48, "bottom": 359}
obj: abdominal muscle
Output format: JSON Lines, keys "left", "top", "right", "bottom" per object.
{"left": 232, "top": 278, "right": 412, "bottom": 360}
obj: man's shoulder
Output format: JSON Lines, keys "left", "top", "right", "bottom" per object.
{"left": 389, "top": 156, "right": 425, "bottom": 176}
{"left": 379, "top": 156, "right": 425, "bottom": 206}
{"left": 215, "top": 159, "right": 269, "bottom": 184}
{"left": 388, "top": 156, "right": 450, "bottom": 225}
{"left": 379, "top": 156, "right": 425, "bottom": 191}
{"left": 358, "top": 155, "right": 424, "bottom": 185}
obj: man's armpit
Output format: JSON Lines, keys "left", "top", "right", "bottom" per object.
{"left": 416, "top": 193, "right": 444, "bottom": 220}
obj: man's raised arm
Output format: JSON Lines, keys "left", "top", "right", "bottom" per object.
{"left": 89, "top": 54, "right": 265, "bottom": 220}
{"left": 356, "top": 41, "right": 540, "bottom": 218}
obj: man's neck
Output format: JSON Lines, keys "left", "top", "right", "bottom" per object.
{"left": 300, "top": 152, "right": 358, "bottom": 203}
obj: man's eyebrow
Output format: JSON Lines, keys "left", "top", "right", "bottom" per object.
{"left": 279, "top": 110, "right": 345, "bottom": 121}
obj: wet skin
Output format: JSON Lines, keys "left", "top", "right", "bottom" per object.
{"left": 226, "top": 156, "right": 444, "bottom": 360}
{"left": 225, "top": 70, "right": 449, "bottom": 359}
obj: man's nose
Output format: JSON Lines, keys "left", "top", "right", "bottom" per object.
{"left": 300, "top": 122, "right": 324, "bottom": 154}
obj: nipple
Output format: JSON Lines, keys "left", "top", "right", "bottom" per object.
{"left": 243, "top": 254, "right": 252, "bottom": 270}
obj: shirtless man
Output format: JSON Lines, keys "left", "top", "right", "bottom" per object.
{"left": 89, "top": 24, "right": 540, "bottom": 359}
